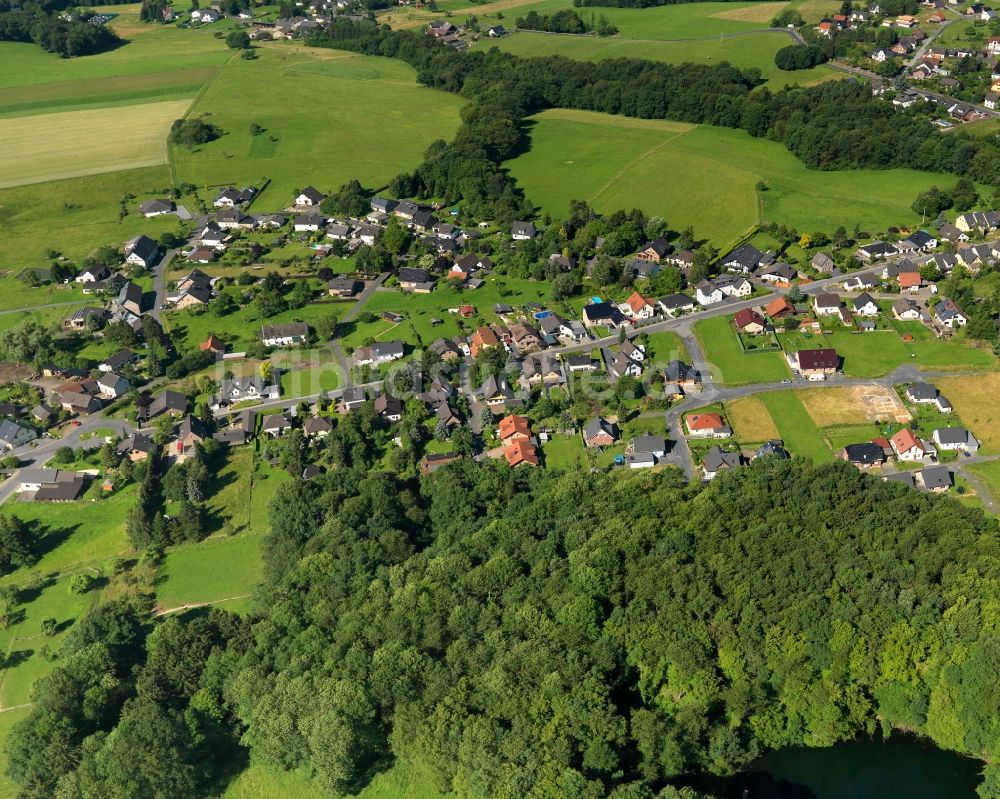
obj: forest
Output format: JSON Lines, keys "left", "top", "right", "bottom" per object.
{"left": 0, "top": 0, "right": 120, "bottom": 56}
{"left": 9, "top": 453, "right": 1000, "bottom": 799}
{"left": 308, "top": 21, "right": 1000, "bottom": 224}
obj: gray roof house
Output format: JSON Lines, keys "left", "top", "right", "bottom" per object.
{"left": 0, "top": 420, "right": 37, "bottom": 450}
{"left": 703, "top": 446, "right": 743, "bottom": 480}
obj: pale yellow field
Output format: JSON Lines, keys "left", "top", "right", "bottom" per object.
{"left": 0, "top": 98, "right": 191, "bottom": 188}
{"left": 937, "top": 373, "right": 1000, "bottom": 451}
{"left": 797, "top": 385, "right": 910, "bottom": 427}
{"left": 711, "top": 2, "right": 786, "bottom": 22}
{"left": 793, "top": 0, "right": 843, "bottom": 22}
{"left": 725, "top": 395, "right": 780, "bottom": 442}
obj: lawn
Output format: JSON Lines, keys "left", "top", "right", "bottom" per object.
{"left": 694, "top": 314, "right": 790, "bottom": 385}
{"left": 221, "top": 758, "right": 445, "bottom": 799}
{"left": 937, "top": 373, "right": 1000, "bottom": 452}
{"left": 758, "top": 390, "right": 832, "bottom": 463}
{"left": 640, "top": 331, "right": 688, "bottom": 364}
{"left": 541, "top": 433, "right": 587, "bottom": 470}
{"left": 484, "top": 30, "right": 836, "bottom": 88}
{"left": 156, "top": 455, "right": 291, "bottom": 614}
{"left": 339, "top": 278, "right": 556, "bottom": 352}
{"left": 0, "top": 99, "right": 191, "bottom": 189}
{"left": 966, "top": 460, "right": 1000, "bottom": 508}
{"left": 0, "top": 484, "right": 137, "bottom": 587}
{"left": 170, "top": 46, "right": 466, "bottom": 209}
{"left": 506, "top": 109, "right": 974, "bottom": 250}
{"left": 724, "top": 394, "right": 780, "bottom": 443}
{"left": 0, "top": 165, "right": 182, "bottom": 266}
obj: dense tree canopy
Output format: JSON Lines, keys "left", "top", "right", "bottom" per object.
{"left": 14, "top": 456, "right": 1000, "bottom": 797}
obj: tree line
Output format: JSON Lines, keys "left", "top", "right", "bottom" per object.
{"left": 0, "top": 6, "right": 120, "bottom": 57}
{"left": 515, "top": 9, "right": 618, "bottom": 36}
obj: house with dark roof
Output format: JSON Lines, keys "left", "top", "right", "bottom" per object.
{"left": 721, "top": 244, "right": 762, "bottom": 274}
{"left": 124, "top": 235, "right": 159, "bottom": 269}
{"left": 582, "top": 302, "right": 626, "bottom": 328}
{"left": 0, "top": 420, "right": 36, "bottom": 450}
{"left": 932, "top": 427, "right": 979, "bottom": 452}
{"left": 261, "top": 323, "right": 309, "bottom": 347}
{"left": 840, "top": 442, "right": 886, "bottom": 468}
{"left": 398, "top": 267, "right": 434, "bottom": 292}
{"left": 327, "top": 278, "right": 362, "bottom": 297}
{"left": 511, "top": 221, "right": 537, "bottom": 240}
{"left": 917, "top": 464, "right": 952, "bottom": 492}
{"left": 657, "top": 294, "right": 695, "bottom": 316}
{"left": 295, "top": 186, "right": 325, "bottom": 206}
{"left": 703, "top": 447, "right": 743, "bottom": 480}
{"left": 627, "top": 432, "right": 667, "bottom": 468}
{"left": 139, "top": 198, "right": 175, "bottom": 217}
{"left": 115, "top": 282, "right": 143, "bottom": 316}
{"left": 583, "top": 417, "right": 618, "bottom": 447}
{"left": 787, "top": 348, "right": 839, "bottom": 379}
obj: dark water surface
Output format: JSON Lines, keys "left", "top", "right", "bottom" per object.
{"left": 708, "top": 734, "right": 982, "bottom": 799}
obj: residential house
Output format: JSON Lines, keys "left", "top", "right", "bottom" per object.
{"left": 295, "top": 186, "right": 325, "bottom": 206}
{"left": 139, "top": 198, "right": 174, "bottom": 217}
{"left": 756, "top": 262, "right": 797, "bottom": 285}
{"left": 215, "top": 376, "right": 276, "bottom": 407}
{"left": 521, "top": 353, "right": 563, "bottom": 386}
{"left": 510, "top": 221, "right": 537, "bottom": 240}
{"left": 75, "top": 265, "right": 111, "bottom": 285}
{"left": 117, "top": 433, "right": 155, "bottom": 463}
{"left": 664, "top": 360, "right": 700, "bottom": 395}
{"left": 733, "top": 308, "right": 767, "bottom": 335}
{"left": 840, "top": 442, "right": 886, "bottom": 468}
{"left": 373, "top": 393, "right": 403, "bottom": 422}
{"left": 116, "top": 281, "right": 143, "bottom": 316}
{"left": 352, "top": 340, "right": 405, "bottom": 366}
{"left": 636, "top": 238, "right": 672, "bottom": 262}
{"left": 97, "top": 372, "right": 129, "bottom": 400}
{"left": 433, "top": 402, "right": 462, "bottom": 428}
{"left": 63, "top": 307, "right": 108, "bottom": 332}
{"left": 955, "top": 210, "right": 1000, "bottom": 234}
{"left": 55, "top": 391, "right": 100, "bottom": 415}
{"left": 765, "top": 296, "right": 796, "bottom": 320}
{"left": 261, "top": 322, "right": 309, "bottom": 347}
{"left": 147, "top": 389, "right": 187, "bottom": 420}
{"left": 582, "top": 302, "right": 626, "bottom": 328}
{"left": 508, "top": 321, "right": 542, "bottom": 353}
{"left": 173, "top": 415, "right": 208, "bottom": 459}
{"left": 603, "top": 347, "right": 642, "bottom": 380}
{"left": 686, "top": 412, "right": 731, "bottom": 438}
{"left": 857, "top": 241, "right": 898, "bottom": 260}
{"left": 716, "top": 275, "right": 753, "bottom": 298}
{"left": 934, "top": 298, "right": 967, "bottom": 328}
{"left": 583, "top": 417, "right": 618, "bottom": 447}
{"left": 18, "top": 469, "right": 85, "bottom": 501}
{"left": 843, "top": 272, "right": 878, "bottom": 291}
{"left": 937, "top": 222, "right": 968, "bottom": 242}
{"left": 696, "top": 280, "right": 724, "bottom": 306}
{"left": 504, "top": 439, "right": 540, "bottom": 467}
{"left": 754, "top": 440, "right": 790, "bottom": 460}
{"left": 0, "top": 420, "right": 36, "bottom": 451}
{"left": 261, "top": 413, "right": 292, "bottom": 438}
{"left": 811, "top": 252, "right": 836, "bottom": 272}
{"left": 891, "top": 428, "right": 933, "bottom": 461}
{"left": 419, "top": 452, "right": 463, "bottom": 475}
{"left": 892, "top": 298, "right": 923, "bottom": 320}
{"left": 292, "top": 213, "right": 323, "bottom": 232}
{"left": 565, "top": 354, "right": 598, "bottom": 373}
{"left": 124, "top": 235, "right": 159, "bottom": 269}
{"left": 703, "top": 447, "right": 743, "bottom": 480}
{"left": 623, "top": 291, "right": 656, "bottom": 320}
{"left": 852, "top": 292, "right": 880, "bottom": 317}
{"left": 721, "top": 244, "right": 762, "bottom": 274}
{"left": 327, "top": 278, "right": 362, "bottom": 297}
{"left": 538, "top": 313, "right": 580, "bottom": 344}
{"left": 917, "top": 465, "right": 952, "bottom": 492}
{"left": 480, "top": 374, "right": 515, "bottom": 411}
{"left": 813, "top": 292, "right": 842, "bottom": 316}
{"left": 932, "top": 427, "right": 979, "bottom": 452}
{"left": 627, "top": 432, "right": 667, "bottom": 468}
{"left": 657, "top": 293, "right": 695, "bottom": 316}
{"left": 99, "top": 348, "right": 137, "bottom": 373}
{"left": 907, "top": 381, "right": 954, "bottom": 412}
{"left": 498, "top": 413, "right": 531, "bottom": 446}
{"left": 430, "top": 337, "right": 464, "bottom": 362}
{"left": 470, "top": 325, "right": 501, "bottom": 357}
{"left": 788, "top": 348, "right": 839, "bottom": 379}
{"left": 398, "top": 267, "right": 434, "bottom": 292}
{"left": 337, "top": 386, "right": 367, "bottom": 413}
{"left": 200, "top": 335, "right": 225, "bottom": 357}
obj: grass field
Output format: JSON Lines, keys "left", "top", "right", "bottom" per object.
{"left": 541, "top": 433, "right": 587, "bottom": 469}
{"left": 937, "top": 373, "right": 1000, "bottom": 452}
{"left": 724, "top": 394, "right": 780, "bottom": 442}
{"left": 694, "top": 315, "right": 790, "bottom": 385}
{"left": 170, "top": 46, "right": 465, "bottom": 208}
{"left": 507, "top": 109, "right": 974, "bottom": 248}
{"left": 0, "top": 99, "right": 191, "bottom": 189}
{"left": 966, "top": 460, "right": 1000, "bottom": 507}
{"left": 758, "top": 390, "right": 831, "bottom": 462}
{"left": 486, "top": 30, "right": 836, "bottom": 88}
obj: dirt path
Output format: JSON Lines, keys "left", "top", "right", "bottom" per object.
{"left": 153, "top": 594, "right": 251, "bottom": 617}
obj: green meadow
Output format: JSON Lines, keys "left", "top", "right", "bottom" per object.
{"left": 507, "top": 109, "right": 972, "bottom": 248}
{"left": 170, "top": 46, "right": 466, "bottom": 208}
{"left": 485, "top": 30, "right": 837, "bottom": 88}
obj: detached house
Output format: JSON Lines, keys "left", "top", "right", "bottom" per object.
{"left": 686, "top": 412, "right": 731, "bottom": 438}
{"left": 932, "top": 427, "right": 979, "bottom": 452}
{"left": 733, "top": 308, "right": 766, "bottom": 335}
{"left": 721, "top": 244, "right": 762, "bottom": 274}
{"left": 891, "top": 428, "right": 933, "bottom": 461}
{"left": 852, "top": 293, "right": 879, "bottom": 317}
{"left": 295, "top": 186, "right": 325, "bottom": 206}
{"left": 510, "top": 221, "right": 537, "bottom": 241}
{"left": 261, "top": 322, "right": 309, "bottom": 347}
{"left": 124, "top": 235, "right": 159, "bottom": 269}
{"left": 813, "top": 293, "right": 842, "bottom": 316}
{"left": 788, "top": 348, "right": 839, "bottom": 380}
{"left": 703, "top": 447, "right": 743, "bottom": 480}
{"left": 583, "top": 417, "right": 618, "bottom": 447}
{"left": 934, "top": 298, "right": 967, "bottom": 328}
{"left": 0, "top": 420, "right": 36, "bottom": 451}
{"left": 623, "top": 292, "right": 656, "bottom": 320}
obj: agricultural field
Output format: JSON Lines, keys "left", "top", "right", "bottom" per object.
{"left": 384, "top": 0, "right": 841, "bottom": 34}
{"left": 486, "top": 30, "right": 836, "bottom": 88}
{"left": 724, "top": 394, "right": 781, "bottom": 442}
{"left": 0, "top": 99, "right": 191, "bottom": 189}
{"left": 506, "top": 109, "right": 964, "bottom": 249}
{"left": 937, "top": 373, "right": 1000, "bottom": 452}
{"left": 170, "top": 46, "right": 466, "bottom": 208}
{"left": 694, "top": 314, "right": 790, "bottom": 384}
